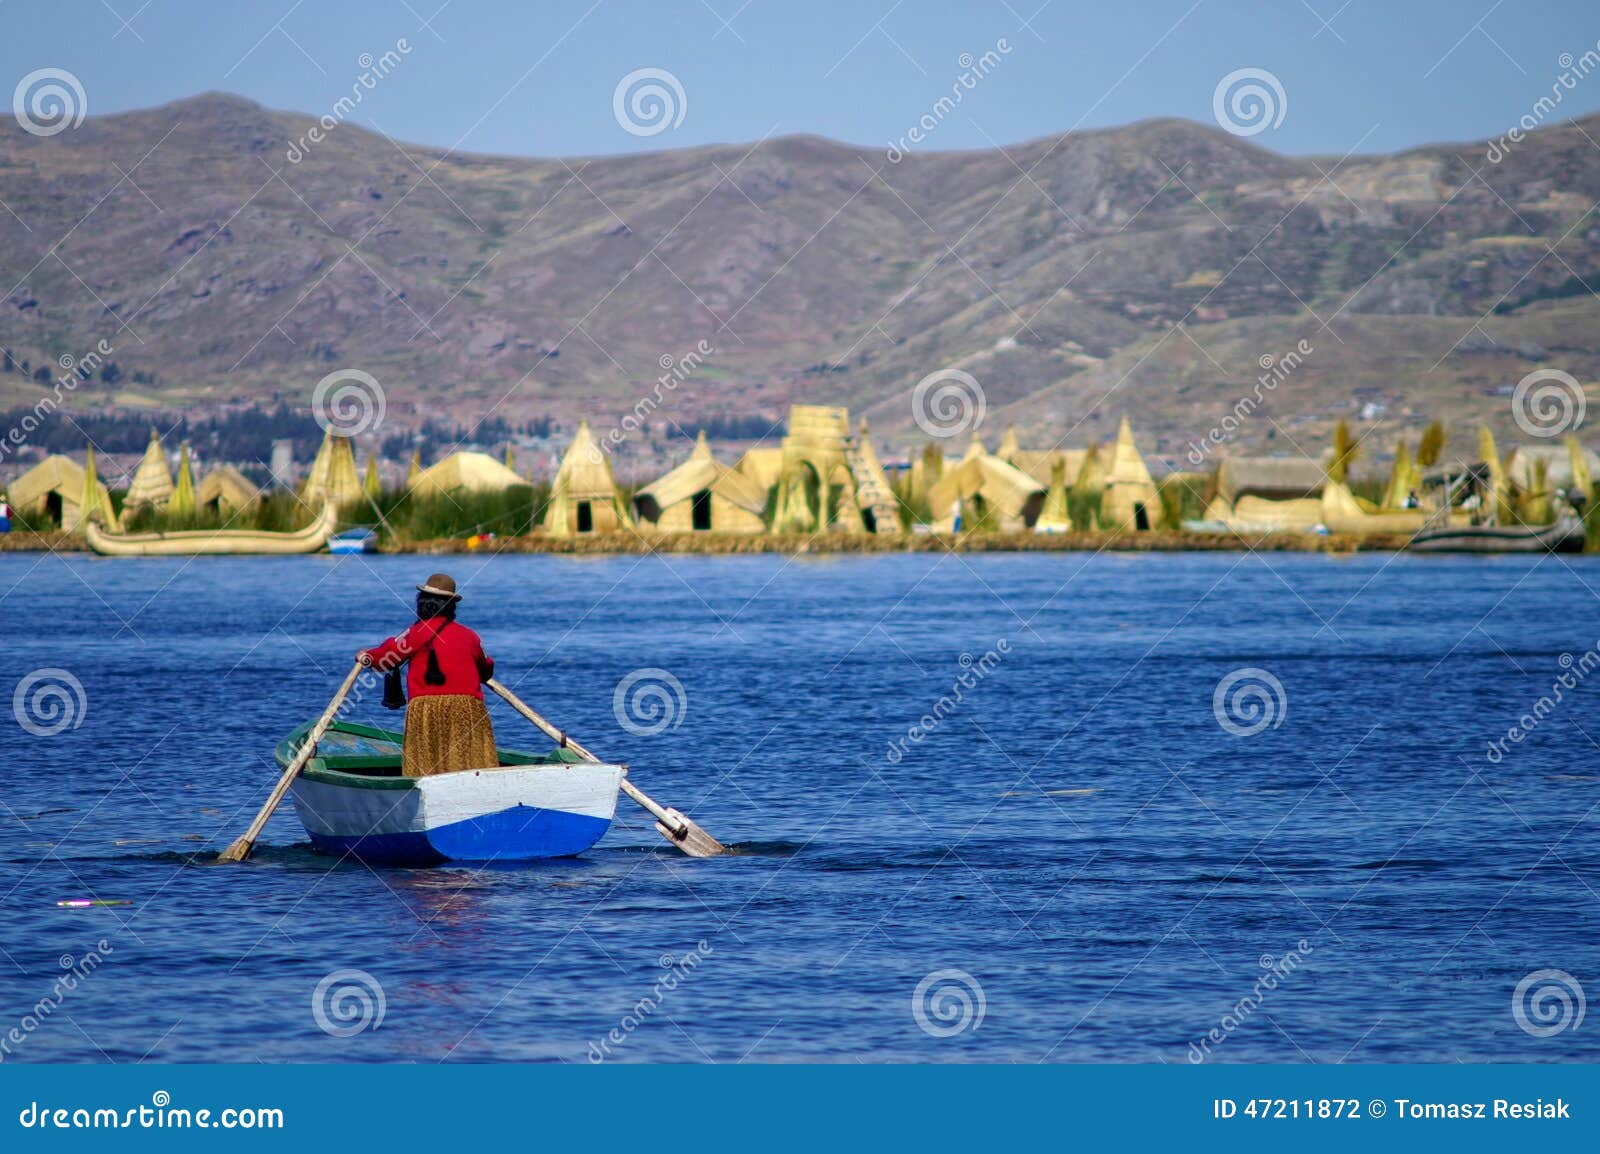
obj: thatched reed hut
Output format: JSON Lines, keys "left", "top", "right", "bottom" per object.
{"left": 545, "top": 422, "right": 633, "bottom": 536}
{"left": 9, "top": 452, "right": 116, "bottom": 530}
{"left": 996, "top": 425, "right": 1087, "bottom": 492}
{"left": 301, "top": 429, "right": 363, "bottom": 508}
{"left": 926, "top": 438, "right": 1047, "bottom": 531}
{"left": 197, "top": 465, "right": 262, "bottom": 516}
{"left": 409, "top": 451, "right": 527, "bottom": 500}
{"left": 1100, "top": 418, "right": 1162, "bottom": 531}
{"left": 635, "top": 432, "right": 767, "bottom": 533}
{"left": 123, "top": 430, "right": 174, "bottom": 511}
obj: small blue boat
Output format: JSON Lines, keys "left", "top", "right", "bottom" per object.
{"left": 328, "top": 527, "right": 378, "bottom": 554}
{"left": 278, "top": 720, "right": 625, "bottom": 865}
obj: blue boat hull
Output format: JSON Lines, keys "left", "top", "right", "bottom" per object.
{"left": 305, "top": 804, "right": 612, "bottom": 865}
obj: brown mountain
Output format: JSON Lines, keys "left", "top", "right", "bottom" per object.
{"left": 2, "top": 92, "right": 1598, "bottom": 465}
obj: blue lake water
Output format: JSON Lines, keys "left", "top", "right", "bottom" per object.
{"left": 1, "top": 550, "right": 1597, "bottom": 1063}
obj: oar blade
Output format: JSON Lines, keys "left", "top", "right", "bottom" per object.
{"left": 655, "top": 808, "right": 727, "bottom": 857}
{"left": 217, "top": 659, "right": 365, "bottom": 865}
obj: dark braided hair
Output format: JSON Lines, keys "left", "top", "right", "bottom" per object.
{"left": 414, "top": 592, "right": 456, "bottom": 686}
{"left": 416, "top": 592, "right": 458, "bottom": 622}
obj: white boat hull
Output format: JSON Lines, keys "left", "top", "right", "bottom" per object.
{"left": 289, "top": 761, "right": 624, "bottom": 864}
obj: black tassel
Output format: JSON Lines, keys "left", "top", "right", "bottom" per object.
{"left": 382, "top": 667, "right": 406, "bottom": 710}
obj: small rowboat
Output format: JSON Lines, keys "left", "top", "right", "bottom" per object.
{"left": 278, "top": 719, "right": 625, "bottom": 865}
{"left": 328, "top": 527, "right": 378, "bottom": 555}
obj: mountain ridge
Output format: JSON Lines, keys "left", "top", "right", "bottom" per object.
{"left": 2, "top": 92, "right": 1598, "bottom": 465}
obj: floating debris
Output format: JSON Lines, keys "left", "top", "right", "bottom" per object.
{"left": 1000, "top": 787, "right": 1100, "bottom": 798}
{"left": 56, "top": 899, "right": 133, "bottom": 908}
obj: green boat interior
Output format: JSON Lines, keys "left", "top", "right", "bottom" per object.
{"left": 278, "top": 719, "right": 587, "bottom": 790}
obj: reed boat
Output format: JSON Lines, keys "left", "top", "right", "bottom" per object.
{"left": 277, "top": 719, "right": 625, "bottom": 865}
{"left": 1319, "top": 481, "right": 1471, "bottom": 535}
{"left": 1409, "top": 517, "right": 1585, "bottom": 554}
{"left": 86, "top": 503, "right": 338, "bottom": 557}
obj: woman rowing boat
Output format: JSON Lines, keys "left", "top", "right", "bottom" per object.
{"left": 359, "top": 572, "right": 497, "bottom": 778}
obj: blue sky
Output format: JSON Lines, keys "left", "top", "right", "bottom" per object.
{"left": 5, "top": 0, "right": 1600, "bottom": 158}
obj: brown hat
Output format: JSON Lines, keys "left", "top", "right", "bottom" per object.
{"left": 416, "top": 572, "right": 461, "bottom": 600}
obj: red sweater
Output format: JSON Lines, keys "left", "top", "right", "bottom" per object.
{"left": 364, "top": 618, "right": 494, "bottom": 699}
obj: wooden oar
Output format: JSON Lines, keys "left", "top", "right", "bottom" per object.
{"left": 485, "top": 678, "right": 727, "bottom": 857}
{"left": 217, "top": 659, "right": 365, "bottom": 863}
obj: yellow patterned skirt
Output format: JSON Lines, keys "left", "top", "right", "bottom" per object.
{"left": 402, "top": 694, "right": 498, "bottom": 778}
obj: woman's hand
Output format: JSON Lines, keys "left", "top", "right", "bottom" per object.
{"left": 357, "top": 651, "right": 373, "bottom": 667}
